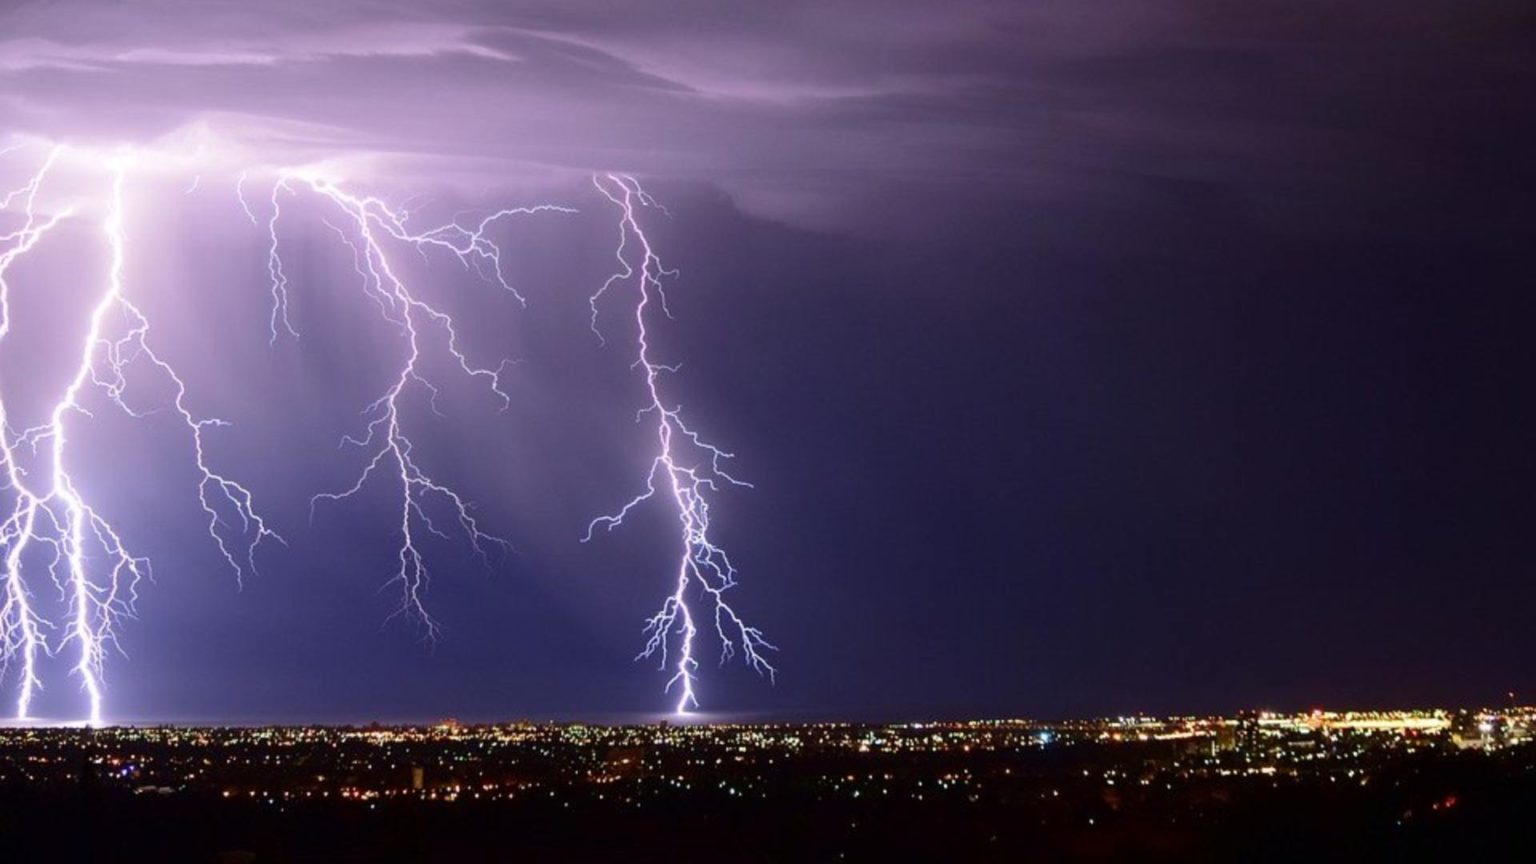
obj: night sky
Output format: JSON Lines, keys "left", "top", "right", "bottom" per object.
{"left": 1, "top": 1, "right": 1533, "bottom": 723}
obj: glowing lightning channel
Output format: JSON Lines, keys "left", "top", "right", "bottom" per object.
{"left": 255, "top": 172, "right": 574, "bottom": 636}
{"left": 0, "top": 149, "right": 278, "bottom": 723}
{"left": 2, "top": 148, "right": 773, "bottom": 721}
{"left": 0, "top": 147, "right": 69, "bottom": 719}
{"left": 585, "top": 174, "right": 775, "bottom": 713}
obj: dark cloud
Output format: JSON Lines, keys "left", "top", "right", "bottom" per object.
{"left": 2, "top": 1, "right": 1526, "bottom": 232}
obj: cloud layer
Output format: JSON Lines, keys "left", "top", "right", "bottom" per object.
{"left": 2, "top": 1, "right": 1526, "bottom": 229}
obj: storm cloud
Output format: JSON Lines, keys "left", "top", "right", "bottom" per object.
{"left": 3, "top": 1, "right": 1528, "bottom": 230}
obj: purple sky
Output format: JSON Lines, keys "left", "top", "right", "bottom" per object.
{"left": 1, "top": 2, "right": 1534, "bottom": 723}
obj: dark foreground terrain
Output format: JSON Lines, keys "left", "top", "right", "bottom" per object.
{"left": 1, "top": 713, "right": 1533, "bottom": 862}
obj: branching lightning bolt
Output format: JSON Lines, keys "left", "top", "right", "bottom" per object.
{"left": 585, "top": 174, "right": 775, "bottom": 713}
{"left": 0, "top": 147, "right": 67, "bottom": 721}
{"left": 3, "top": 146, "right": 773, "bottom": 722}
{"left": 0, "top": 148, "right": 277, "bottom": 724}
{"left": 254, "top": 173, "right": 574, "bottom": 636}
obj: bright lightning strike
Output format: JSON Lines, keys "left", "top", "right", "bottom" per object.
{"left": 2, "top": 140, "right": 775, "bottom": 723}
{"left": 251, "top": 172, "right": 575, "bottom": 636}
{"left": 585, "top": 174, "right": 775, "bottom": 714}
{"left": 0, "top": 147, "right": 277, "bottom": 724}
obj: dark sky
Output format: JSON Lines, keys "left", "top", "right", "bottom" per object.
{"left": 1, "top": 1, "right": 1534, "bottom": 722}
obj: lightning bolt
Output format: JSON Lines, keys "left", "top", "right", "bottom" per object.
{"left": 3, "top": 143, "right": 774, "bottom": 722}
{"left": 0, "top": 146, "right": 68, "bottom": 721}
{"left": 252, "top": 172, "right": 574, "bottom": 636}
{"left": 585, "top": 174, "right": 775, "bottom": 713}
{"left": 0, "top": 147, "right": 277, "bottom": 724}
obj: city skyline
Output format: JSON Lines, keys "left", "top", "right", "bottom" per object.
{"left": 2, "top": 699, "right": 1530, "bottom": 859}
